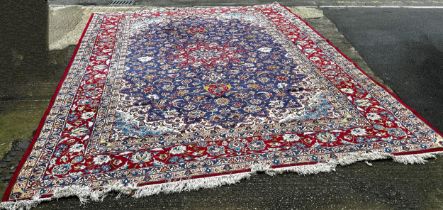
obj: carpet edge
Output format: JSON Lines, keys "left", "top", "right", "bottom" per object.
{"left": 1, "top": 150, "right": 442, "bottom": 210}
{"left": 1, "top": 13, "right": 96, "bottom": 204}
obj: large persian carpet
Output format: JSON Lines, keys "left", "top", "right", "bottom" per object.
{"left": 2, "top": 3, "right": 442, "bottom": 209}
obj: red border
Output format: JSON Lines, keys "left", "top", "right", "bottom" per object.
{"left": 393, "top": 147, "right": 443, "bottom": 156}
{"left": 1, "top": 14, "right": 96, "bottom": 202}
{"left": 137, "top": 168, "right": 252, "bottom": 187}
{"left": 278, "top": 3, "right": 443, "bottom": 139}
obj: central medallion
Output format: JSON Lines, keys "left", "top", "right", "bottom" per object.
{"left": 204, "top": 83, "right": 232, "bottom": 97}
{"left": 173, "top": 42, "right": 242, "bottom": 68}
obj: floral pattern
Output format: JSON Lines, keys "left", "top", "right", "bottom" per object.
{"left": 3, "top": 4, "right": 442, "bottom": 204}
{"left": 118, "top": 16, "right": 305, "bottom": 129}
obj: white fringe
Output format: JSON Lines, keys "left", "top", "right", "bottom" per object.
{"left": 1, "top": 150, "right": 441, "bottom": 210}
{"left": 392, "top": 152, "right": 437, "bottom": 164}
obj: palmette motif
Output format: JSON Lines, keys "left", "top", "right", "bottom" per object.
{"left": 3, "top": 3, "right": 442, "bottom": 204}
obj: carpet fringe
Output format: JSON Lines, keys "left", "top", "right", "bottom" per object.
{"left": 1, "top": 150, "right": 441, "bottom": 210}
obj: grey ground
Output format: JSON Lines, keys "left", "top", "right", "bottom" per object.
{"left": 323, "top": 8, "right": 443, "bottom": 130}
{"left": 0, "top": 0, "right": 442, "bottom": 209}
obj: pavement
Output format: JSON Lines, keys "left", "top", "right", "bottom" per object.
{"left": 0, "top": 1, "right": 442, "bottom": 209}
{"left": 323, "top": 8, "right": 443, "bottom": 130}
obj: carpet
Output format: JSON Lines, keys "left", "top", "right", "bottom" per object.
{"left": 2, "top": 3, "right": 442, "bottom": 209}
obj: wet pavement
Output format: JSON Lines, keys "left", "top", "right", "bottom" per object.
{"left": 0, "top": 1, "right": 442, "bottom": 209}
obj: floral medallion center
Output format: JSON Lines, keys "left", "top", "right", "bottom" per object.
{"left": 175, "top": 42, "right": 241, "bottom": 68}
{"left": 204, "top": 83, "right": 231, "bottom": 97}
